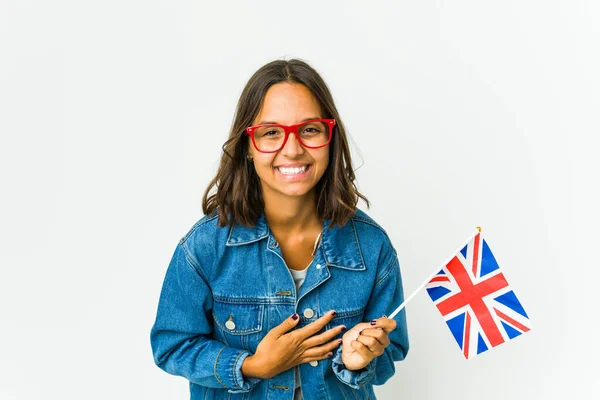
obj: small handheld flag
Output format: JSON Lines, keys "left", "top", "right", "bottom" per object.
{"left": 388, "top": 227, "right": 531, "bottom": 359}
{"left": 425, "top": 228, "right": 531, "bottom": 358}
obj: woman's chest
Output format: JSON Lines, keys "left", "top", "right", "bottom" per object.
{"left": 207, "top": 238, "right": 372, "bottom": 351}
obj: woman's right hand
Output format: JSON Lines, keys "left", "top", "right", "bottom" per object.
{"left": 241, "top": 310, "right": 346, "bottom": 379}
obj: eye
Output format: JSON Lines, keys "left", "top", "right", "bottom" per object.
{"left": 301, "top": 126, "right": 323, "bottom": 135}
{"left": 257, "top": 129, "right": 281, "bottom": 138}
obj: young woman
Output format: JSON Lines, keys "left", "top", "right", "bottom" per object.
{"left": 150, "top": 59, "right": 409, "bottom": 399}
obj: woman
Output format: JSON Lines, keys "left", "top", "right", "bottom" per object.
{"left": 150, "top": 59, "right": 409, "bottom": 399}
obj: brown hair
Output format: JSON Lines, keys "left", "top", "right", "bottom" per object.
{"left": 202, "top": 58, "right": 369, "bottom": 228}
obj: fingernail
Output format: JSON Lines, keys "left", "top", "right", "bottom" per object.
{"left": 327, "top": 352, "right": 333, "bottom": 357}
{"left": 338, "top": 339, "right": 343, "bottom": 345}
{"left": 358, "top": 330, "right": 362, "bottom": 335}
{"left": 330, "top": 310, "right": 337, "bottom": 317}
{"left": 292, "top": 313, "right": 299, "bottom": 320}
{"left": 370, "top": 320, "right": 376, "bottom": 325}
{"left": 340, "top": 326, "right": 347, "bottom": 332}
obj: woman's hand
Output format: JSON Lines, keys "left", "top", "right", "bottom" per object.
{"left": 341, "top": 316, "right": 397, "bottom": 371}
{"left": 241, "top": 310, "right": 346, "bottom": 379}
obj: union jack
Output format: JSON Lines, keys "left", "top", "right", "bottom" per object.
{"left": 426, "top": 231, "right": 531, "bottom": 358}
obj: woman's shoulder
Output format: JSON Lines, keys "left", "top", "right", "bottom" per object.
{"left": 178, "top": 210, "right": 223, "bottom": 246}
{"left": 350, "top": 208, "right": 393, "bottom": 242}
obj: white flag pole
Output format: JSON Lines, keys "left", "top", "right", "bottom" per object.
{"left": 388, "top": 227, "right": 482, "bottom": 320}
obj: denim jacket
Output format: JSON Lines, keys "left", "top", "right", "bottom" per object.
{"left": 150, "top": 208, "right": 409, "bottom": 399}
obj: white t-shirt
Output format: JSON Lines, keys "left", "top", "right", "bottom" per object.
{"left": 289, "top": 262, "right": 310, "bottom": 400}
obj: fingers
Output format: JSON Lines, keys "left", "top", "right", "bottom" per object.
{"left": 355, "top": 335, "right": 385, "bottom": 356}
{"left": 294, "top": 310, "right": 337, "bottom": 340}
{"left": 270, "top": 313, "right": 301, "bottom": 337}
{"left": 302, "top": 323, "right": 346, "bottom": 348}
{"left": 368, "top": 316, "right": 397, "bottom": 334}
{"left": 302, "top": 338, "right": 343, "bottom": 359}
{"left": 302, "top": 351, "right": 335, "bottom": 364}
{"left": 358, "top": 327, "right": 390, "bottom": 347}
{"left": 350, "top": 340, "right": 373, "bottom": 359}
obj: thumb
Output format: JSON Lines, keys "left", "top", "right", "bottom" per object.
{"left": 270, "top": 313, "right": 300, "bottom": 336}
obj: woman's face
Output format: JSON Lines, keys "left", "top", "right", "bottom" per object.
{"left": 247, "top": 82, "right": 330, "bottom": 201}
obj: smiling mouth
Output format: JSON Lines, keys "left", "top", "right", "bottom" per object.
{"left": 274, "top": 164, "right": 311, "bottom": 175}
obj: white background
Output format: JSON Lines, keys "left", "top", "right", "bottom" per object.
{"left": 1, "top": 1, "right": 598, "bottom": 399}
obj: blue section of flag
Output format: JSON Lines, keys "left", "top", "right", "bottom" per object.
{"left": 426, "top": 286, "right": 451, "bottom": 302}
{"left": 460, "top": 245, "right": 468, "bottom": 259}
{"left": 501, "top": 321, "right": 522, "bottom": 339}
{"left": 447, "top": 313, "right": 465, "bottom": 349}
{"left": 495, "top": 291, "right": 529, "bottom": 318}
{"left": 480, "top": 239, "right": 499, "bottom": 276}
{"left": 477, "top": 333, "right": 488, "bottom": 354}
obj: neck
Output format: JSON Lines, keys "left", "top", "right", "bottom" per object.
{"left": 262, "top": 190, "right": 321, "bottom": 234}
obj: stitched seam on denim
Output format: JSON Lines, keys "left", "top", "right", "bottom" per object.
{"left": 180, "top": 213, "right": 219, "bottom": 244}
{"left": 214, "top": 346, "right": 229, "bottom": 389}
{"left": 180, "top": 241, "right": 211, "bottom": 284}
{"left": 213, "top": 296, "right": 268, "bottom": 303}
{"left": 213, "top": 304, "right": 263, "bottom": 334}
{"left": 213, "top": 296, "right": 294, "bottom": 305}
{"left": 326, "top": 263, "right": 365, "bottom": 271}
{"left": 226, "top": 233, "right": 269, "bottom": 246}
{"left": 333, "top": 366, "right": 360, "bottom": 391}
{"left": 350, "top": 215, "right": 390, "bottom": 238}
{"left": 296, "top": 266, "right": 331, "bottom": 305}
{"left": 350, "top": 219, "right": 366, "bottom": 269}
{"left": 358, "top": 372, "right": 375, "bottom": 386}
{"left": 374, "top": 255, "right": 398, "bottom": 287}
{"left": 329, "top": 306, "right": 365, "bottom": 319}
{"left": 232, "top": 351, "right": 245, "bottom": 389}
{"left": 356, "top": 359, "right": 376, "bottom": 386}
{"left": 338, "top": 382, "right": 353, "bottom": 399}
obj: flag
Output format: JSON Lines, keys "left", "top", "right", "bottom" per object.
{"left": 426, "top": 230, "right": 531, "bottom": 359}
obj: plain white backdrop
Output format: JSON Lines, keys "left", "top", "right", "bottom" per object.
{"left": 1, "top": 1, "right": 598, "bottom": 399}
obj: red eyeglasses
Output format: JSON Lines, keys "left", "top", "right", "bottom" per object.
{"left": 245, "top": 118, "right": 336, "bottom": 153}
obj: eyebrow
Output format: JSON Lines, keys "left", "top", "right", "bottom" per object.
{"left": 258, "top": 117, "right": 321, "bottom": 124}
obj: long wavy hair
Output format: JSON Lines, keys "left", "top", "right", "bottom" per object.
{"left": 202, "top": 58, "right": 369, "bottom": 228}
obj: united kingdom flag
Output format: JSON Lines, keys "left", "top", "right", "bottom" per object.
{"left": 426, "top": 231, "right": 531, "bottom": 359}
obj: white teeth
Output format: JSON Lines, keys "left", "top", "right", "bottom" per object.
{"left": 277, "top": 166, "right": 308, "bottom": 175}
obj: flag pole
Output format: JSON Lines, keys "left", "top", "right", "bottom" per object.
{"left": 388, "top": 227, "right": 482, "bottom": 320}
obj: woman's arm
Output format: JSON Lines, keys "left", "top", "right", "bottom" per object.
{"left": 331, "top": 243, "right": 410, "bottom": 389}
{"left": 150, "top": 242, "right": 261, "bottom": 394}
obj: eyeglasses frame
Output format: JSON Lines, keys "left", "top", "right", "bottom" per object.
{"left": 244, "top": 118, "right": 336, "bottom": 153}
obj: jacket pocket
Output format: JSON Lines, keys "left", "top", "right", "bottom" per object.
{"left": 327, "top": 307, "right": 365, "bottom": 337}
{"left": 212, "top": 300, "right": 265, "bottom": 352}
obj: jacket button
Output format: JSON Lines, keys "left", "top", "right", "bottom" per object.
{"left": 303, "top": 308, "right": 315, "bottom": 318}
{"left": 316, "top": 263, "right": 322, "bottom": 269}
{"left": 225, "top": 317, "right": 236, "bottom": 330}
{"left": 309, "top": 360, "right": 318, "bottom": 367}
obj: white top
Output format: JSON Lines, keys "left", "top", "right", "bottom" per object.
{"left": 289, "top": 263, "right": 310, "bottom": 289}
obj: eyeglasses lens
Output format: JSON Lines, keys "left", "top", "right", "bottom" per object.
{"left": 253, "top": 121, "right": 330, "bottom": 152}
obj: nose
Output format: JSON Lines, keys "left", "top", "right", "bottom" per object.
{"left": 281, "top": 131, "right": 305, "bottom": 156}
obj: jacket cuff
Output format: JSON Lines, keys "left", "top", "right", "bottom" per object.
{"left": 331, "top": 346, "right": 376, "bottom": 390}
{"left": 214, "top": 347, "right": 261, "bottom": 394}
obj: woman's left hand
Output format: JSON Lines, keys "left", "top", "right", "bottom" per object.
{"left": 341, "top": 316, "right": 397, "bottom": 371}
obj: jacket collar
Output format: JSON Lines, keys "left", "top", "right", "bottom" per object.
{"left": 226, "top": 210, "right": 365, "bottom": 271}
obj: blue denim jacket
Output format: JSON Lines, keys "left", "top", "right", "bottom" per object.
{"left": 150, "top": 208, "right": 409, "bottom": 399}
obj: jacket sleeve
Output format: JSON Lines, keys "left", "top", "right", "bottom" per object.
{"left": 150, "top": 241, "right": 261, "bottom": 394}
{"left": 332, "top": 243, "right": 409, "bottom": 389}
